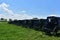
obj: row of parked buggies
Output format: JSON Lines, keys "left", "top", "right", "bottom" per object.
{"left": 8, "top": 16, "right": 60, "bottom": 36}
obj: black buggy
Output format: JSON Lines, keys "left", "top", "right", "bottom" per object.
{"left": 8, "top": 16, "right": 60, "bottom": 35}
{"left": 43, "top": 16, "right": 60, "bottom": 35}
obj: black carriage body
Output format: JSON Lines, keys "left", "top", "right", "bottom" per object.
{"left": 46, "top": 16, "right": 60, "bottom": 32}
{"left": 8, "top": 16, "right": 60, "bottom": 35}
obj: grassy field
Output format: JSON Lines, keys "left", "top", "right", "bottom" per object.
{"left": 0, "top": 22, "right": 60, "bottom": 40}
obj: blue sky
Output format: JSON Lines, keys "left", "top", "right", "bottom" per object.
{"left": 0, "top": 0, "right": 60, "bottom": 19}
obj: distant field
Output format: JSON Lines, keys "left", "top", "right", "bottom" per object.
{"left": 0, "top": 22, "right": 60, "bottom": 40}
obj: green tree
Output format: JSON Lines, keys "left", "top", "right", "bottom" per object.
{"left": 9, "top": 19, "right": 12, "bottom": 21}
{"left": 1, "top": 18, "right": 4, "bottom": 20}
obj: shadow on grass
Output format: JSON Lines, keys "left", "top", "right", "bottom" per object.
{"left": 54, "top": 33, "right": 60, "bottom": 37}
{"left": 19, "top": 25, "right": 60, "bottom": 37}
{"left": 8, "top": 22, "right": 60, "bottom": 37}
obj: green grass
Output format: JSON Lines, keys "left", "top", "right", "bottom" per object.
{"left": 0, "top": 22, "right": 60, "bottom": 40}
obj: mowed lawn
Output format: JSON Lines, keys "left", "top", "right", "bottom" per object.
{"left": 0, "top": 22, "right": 60, "bottom": 40}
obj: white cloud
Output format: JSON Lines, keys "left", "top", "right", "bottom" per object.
{"left": 0, "top": 2, "right": 41, "bottom": 20}
{"left": 48, "top": 15, "right": 56, "bottom": 16}
{"left": 0, "top": 3, "right": 9, "bottom": 7}
{"left": 0, "top": 3, "right": 14, "bottom": 14}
